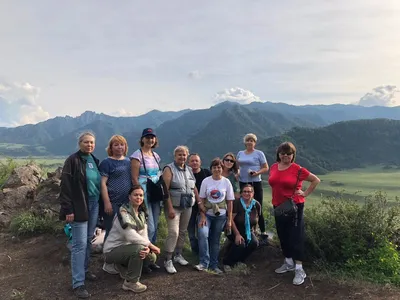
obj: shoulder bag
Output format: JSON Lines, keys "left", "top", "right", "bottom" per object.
{"left": 274, "top": 167, "right": 302, "bottom": 221}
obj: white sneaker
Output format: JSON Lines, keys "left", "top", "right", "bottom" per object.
{"left": 194, "top": 264, "right": 207, "bottom": 271}
{"left": 293, "top": 268, "right": 307, "bottom": 285}
{"left": 275, "top": 262, "right": 295, "bottom": 274}
{"left": 164, "top": 260, "right": 177, "bottom": 274}
{"left": 209, "top": 267, "right": 223, "bottom": 275}
{"left": 223, "top": 265, "right": 232, "bottom": 272}
{"left": 173, "top": 254, "right": 189, "bottom": 266}
{"left": 102, "top": 262, "right": 119, "bottom": 275}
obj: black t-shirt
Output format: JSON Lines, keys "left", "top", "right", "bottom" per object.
{"left": 193, "top": 168, "right": 212, "bottom": 211}
{"left": 193, "top": 168, "right": 212, "bottom": 191}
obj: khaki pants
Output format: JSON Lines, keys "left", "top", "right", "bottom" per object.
{"left": 164, "top": 206, "right": 192, "bottom": 254}
{"left": 104, "top": 244, "right": 156, "bottom": 282}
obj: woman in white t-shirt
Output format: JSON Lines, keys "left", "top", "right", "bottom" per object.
{"left": 194, "top": 158, "right": 235, "bottom": 274}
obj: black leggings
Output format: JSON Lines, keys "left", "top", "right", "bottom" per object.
{"left": 274, "top": 203, "right": 305, "bottom": 261}
{"left": 239, "top": 181, "right": 265, "bottom": 233}
{"left": 222, "top": 233, "right": 258, "bottom": 266}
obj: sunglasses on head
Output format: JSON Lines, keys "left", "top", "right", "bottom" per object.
{"left": 224, "top": 158, "right": 235, "bottom": 163}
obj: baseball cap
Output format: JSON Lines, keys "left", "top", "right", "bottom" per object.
{"left": 141, "top": 128, "right": 156, "bottom": 138}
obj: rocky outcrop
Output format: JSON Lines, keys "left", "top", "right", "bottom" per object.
{"left": 0, "top": 164, "right": 43, "bottom": 227}
{"left": 2, "top": 164, "right": 42, "bottom": 189}
{"left": 32, "top": 167, "right": 63, "bottom": 217}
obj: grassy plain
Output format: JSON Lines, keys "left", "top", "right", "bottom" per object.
{"left": 263, "top": 165, "right": 400, "bottom": 206}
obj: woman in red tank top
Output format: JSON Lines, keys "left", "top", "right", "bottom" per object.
{"left": 268, "top": 142, "right": 320, "bottom": 286}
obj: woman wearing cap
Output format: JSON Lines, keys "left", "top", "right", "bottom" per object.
{"left": 130, "top": 128, "right": 162, "bottom": 270}
{"left": 58, "top": 131, "right": 101, "bottom": 299}
{"left": 237, "top": 133, "right": 269, "bottom": 245}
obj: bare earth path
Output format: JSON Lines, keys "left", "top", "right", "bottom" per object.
{"left": 0, "top": 234, "right": 398, "bottom": 300}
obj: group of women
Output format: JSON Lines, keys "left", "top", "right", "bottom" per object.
{"left": 58, "top": 129, "right": 320, "bottom": 299}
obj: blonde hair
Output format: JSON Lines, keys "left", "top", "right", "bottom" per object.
{"left": 106, "top": 135, "right": 128, "bottom": 156}
{"left": 174, "top": 145, "right": 189, "bottom": 156}
{"left": 78, "top": 131, "right": 95, "bottom": 145}
{"left": 243, "top": 133, "right": 257, "bottom": 143}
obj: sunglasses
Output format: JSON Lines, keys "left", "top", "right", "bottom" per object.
{"left": 280, "top": 152, "right": 293, "bottom": 156}
{"left": 224, "top": 159, "right": 235, "bottom": 163}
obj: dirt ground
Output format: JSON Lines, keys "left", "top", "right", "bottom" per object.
{"left": 0, "top": 234, "right": 399, "bottom": 300}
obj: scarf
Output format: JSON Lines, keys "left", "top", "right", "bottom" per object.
{"left": 240, "top": 197, "right": 256, "bottom": 245}
{"left": 118, "top": 203, "right": 146, "bottom": 231}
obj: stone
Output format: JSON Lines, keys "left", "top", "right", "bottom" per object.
{"left": 2, "top": 164, "right": 43, "bottom": 189}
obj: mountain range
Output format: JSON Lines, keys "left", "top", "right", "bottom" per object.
{"left": 0, "top": 101, "right": 399, "bottom": 173}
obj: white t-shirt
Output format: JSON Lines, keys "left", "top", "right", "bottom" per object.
{"left": 199, "top": 176, "right": 235, "bottom": 216}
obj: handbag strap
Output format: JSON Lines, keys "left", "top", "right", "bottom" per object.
{"left": 291, "top": 167, "right": 303, "bottom": 198}
{"left": 140, "top": 149, "right": 161, "bottom": 177}
{"left": 182, "top": 166, "right": 190, "bottom": 194}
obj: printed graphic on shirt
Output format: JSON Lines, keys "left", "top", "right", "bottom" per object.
{"left": 200, "top": 177, "right": 235, "bottom": 204}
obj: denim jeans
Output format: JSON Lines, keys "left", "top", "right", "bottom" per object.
{"left": 71, "top": 197, "right": 99, "bottom": 289}
{"left": 103, "top": 202, "right": 122, "bottom": 242}
{"left": 198, "top": 214, "right": 226, "bottom": 269}
{"left": 147, "top": 200, "right": 161, "bottom": 244}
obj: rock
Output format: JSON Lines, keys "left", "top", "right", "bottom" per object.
{"left": 2, "top": 164, "right": 43, "bottom": 189}
{"left": 2, "top": 186, "right": 36, "bottom": 210}
{"left": 33, "top": 176, "right": 61, "bottom": 216}
{"left": 0, "top": 210, "right": 11, "bottom": 228}
{"left": 46, "top": 167, "right": 63, "bottom": 180}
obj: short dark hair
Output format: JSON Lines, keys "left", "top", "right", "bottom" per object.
{"left": 276, "top": 142, "right": 296, "bottom": 163}
{"left": 210, "top": 157, "right": 223, "bottom": 170}
{"left": 240, "top": 183, "right": 254, "bottom": 193}
{"left": 188, "top": 153, "right": 200, "bottom": 159}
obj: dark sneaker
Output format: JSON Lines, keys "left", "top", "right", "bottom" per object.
{"left": 149, "top": 262, "right": 160, "bottom": 270}
{"left": 142, "top": 266, "right": 152, "bottom": 274}
{"left": 85, "top": 271, "right": 97, "bottom": 281}
{"left": 74, "top": 286, "right": 90, "bottom": 299}
{"left": 258, "top": 234, "right": 269, "bottom": 246}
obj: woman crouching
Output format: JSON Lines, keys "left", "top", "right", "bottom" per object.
{"left": 222, "top": 184, "right": 260, "bottom": 270}
{"left": 103, "top": 185, "right": 161, "bottom": 293}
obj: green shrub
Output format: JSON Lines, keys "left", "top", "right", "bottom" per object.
{"left": 0, "top": 157, "right": 18, "bottom": 186}
{"left": 305, "top": 191, "right": 400, "bottom": 285}
{"left": 10, "top": 212, "right": 63, "bottom": 236}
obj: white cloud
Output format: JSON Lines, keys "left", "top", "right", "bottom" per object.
{"left": 0, "top": 81, "right": 50, "bottom": 127}
{"left": 188, "top": 70, "right": 203, "bottom": 80}
{"left": 110, "top": 108, "right": 135, "bottom": 117}
{"left": 213, "top": 87, "right": 261, "bottom": 104}
{"left": 356, "top": 85, "right": 399, "bottom": 107}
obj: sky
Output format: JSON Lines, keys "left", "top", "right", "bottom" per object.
{"left": 0, "top": 0, "right": 399, "bottom": 127}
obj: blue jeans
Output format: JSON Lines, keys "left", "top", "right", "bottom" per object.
{"left": 198, "top": 214, "right": 226, "bottom": 269}
{"left": 147, "top": 200, "right": 161, "bottom": 244}
{"left": 71, "top": 197, "right": 99, "bottom": 289}
{"left": 103, "top": 202, "right": 122, "bottom": 242}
